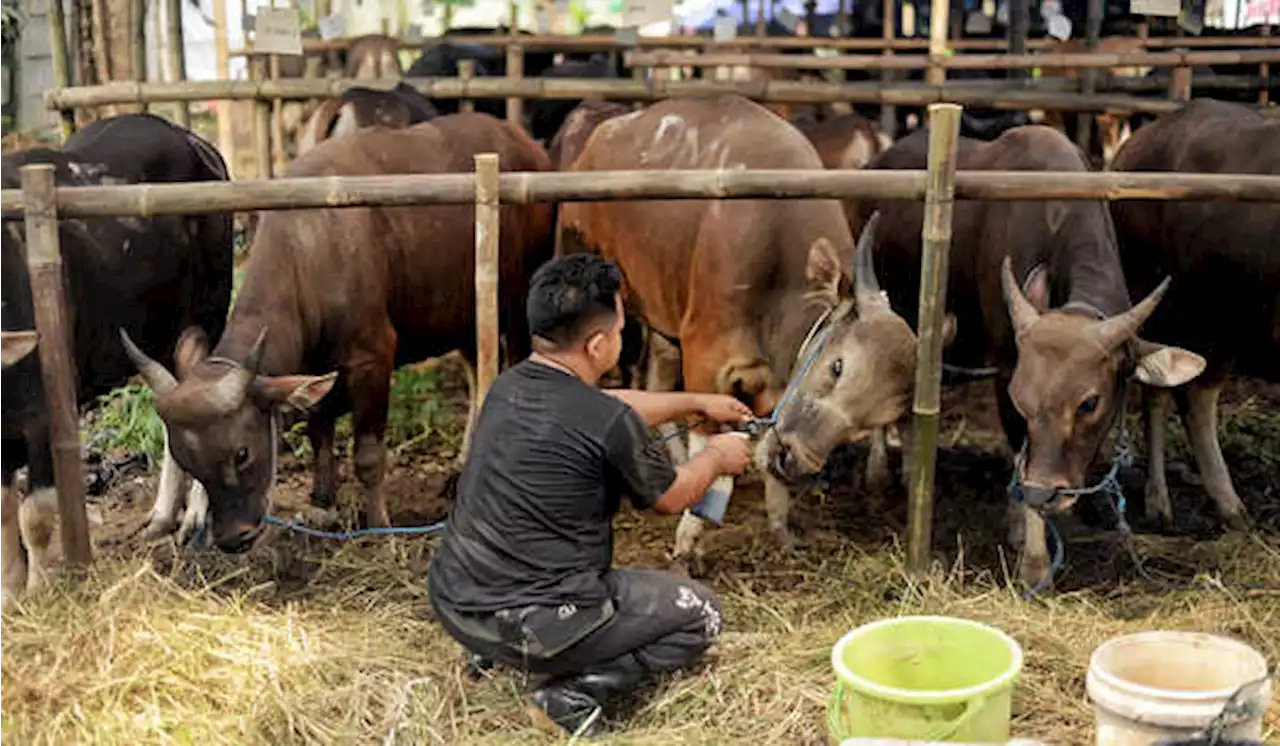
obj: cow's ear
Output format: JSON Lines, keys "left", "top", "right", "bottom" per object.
{"left": 1133, "top": 341, "right": 1205, "bottom": 388}
{"left": 1024, "top": 264, "right": 1050, "bottom": 313}
{"left": 174, "top": 326, "right": 210, "bottom": 379}
{"left": 806, "top": 237, "right": 841, "bottom": 295}
{"left": 0, "top": 330, "right": 36, "bottom": 368}
{"left": 254, "top": 372, "right": 338, "bottom": 411}
{"left": 941, "top": 312, "right": 958, "bottom": 348}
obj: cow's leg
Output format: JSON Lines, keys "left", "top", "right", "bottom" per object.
{"left": 18, "top": 487, "right": 58, "bottom": 593}
{"left": 671, "top": 431, "right": 719, "bottom": 576}
{"left": 348, "top": 327, "right": 397, "bottom": 529}
{"left": 1, "top": 479, "right": 27, "bottom": 611}
{"left": 763, "top": 472, "right": 796, "bottom": 551}
{"left": 1177, "top": 381, "right": 1248, "bottom": 531}
{"left": 308, "top": 399, "right": 339, "bottom": 510}
{"left": 646, "top": 334, "right": 687, "bottom": 465}
{"left": 175, "top": 482, "right": 211, "bottom": 547}
{"left": 142, "top": 428, "right": 193, "bottom": 539}
{"left": 865, "top": 427, "right": 891, "bottom": 492}
{"left": 1143, "top": 386, "right": 1174, "bottom": 529}
{"left": 1014, "top": 503, "right": 1052, "bottom": 592}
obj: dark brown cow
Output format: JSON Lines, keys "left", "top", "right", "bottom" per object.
{"left": 795, "top": 113, "right": 893, "bottom": 173}
{"left": 124, "top": 114, "right": 555, "bottom": 550}
{"left": 559, "top": 95, "right": 920, "bottom": 569}
{"left": 295, "top": 83, "right": 439, "bottom": 157}
{"left": 547, "top": 100, "right": 632, "bottom": 171}
{"left": 854, "top": 125, "right": 1205, "bottom": 589}
{"left": 1109, "top": 100, "right": 1280, "bottom": 532}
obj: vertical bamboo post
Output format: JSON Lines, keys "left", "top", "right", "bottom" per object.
{"left": 165, "top": 0, "right": 190, "bottom": 128}
{"left": 270, "top": 52, "right": 286, "bottom": 173}
{"left": 506, "top": 44, "right": 524, "bottom": 124}
{"left": 131, "top": 0, "right": 147, "bottom": 112}
{"left": 48, "top": 0, "right": 75, "bottom": 139}
{"left": 213, "top": 0, "right": 234, "bottom": 175}
{"left": 880, "top": 0, "right": 896, "bottom": 136}
{"left": 1008, "top": 0, "right": 1029, "bottom": 78}
{"left": 459, "top": 59, "right": 476, "bottom": 113}
{"left": 474, "top": 153, "right": 501, "bottom": 406}
{"left": 906, "top": 103, "right": 962, "bottom": 576}
{"left": 926, "top": 0, "right": 948, "bottom": 85}
{"left": 1169, "top": 52, "right": 1192, "bottom": 102}
{"left": 1260, "top": 24, "right": 1271, "bottom": 106}
{"left": 251, "top": 56, "right": 272, "bottom": 179}
{"left": 20, "top": 164, "right": 93, "bottom": 570}
{"left": 1077, "top": 0, "right": 1103, "bottom": 156}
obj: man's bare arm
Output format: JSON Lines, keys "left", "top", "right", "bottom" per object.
{"left": 605, "top": 390, "right": 710, "bottom": 427}
{"left": 651, "top": 450, "right": 728, "bottom": 515}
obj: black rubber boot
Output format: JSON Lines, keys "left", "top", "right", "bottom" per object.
{"left": 464, "top": 652, "right": 496, "bottom": 681}
{"left": 564, "top": 653, "right": 655, "bottom": 718}
{"left": 528, "top": 684, "right": 606, "bottom": 738}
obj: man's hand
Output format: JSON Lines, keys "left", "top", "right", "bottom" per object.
{"left": 705, "top": 433, "right": 752, "bottom": 476}
{"left": 698, "top": 394, "right": 754, "bottom": 425}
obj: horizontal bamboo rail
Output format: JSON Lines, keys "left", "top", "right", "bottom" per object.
{"left": 45, "top": 77, "right": 1193, "bottom": 114}
{"left": 4, "top": 169, "right": 1279, "bottom": 218}
{"left": 627, "top": 49, "right": 1280, "bottom": 71}
{"left": 230, "top": 32, "right": 1280, "bottom": 56}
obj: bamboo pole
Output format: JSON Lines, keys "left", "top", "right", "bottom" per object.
{"left": 1262, "top": 24, "right": 1271, "bottom": 106}
{"left": 1169, "top": 51, "right": 1193, "bottom": 102}
{"left": 131, "top": 0, "right": 147, "bottom": 112}
{"left": 165, "top": 0, "right": 190, "bottom": 128}
{"left": 47, "top": 0, "right": 75, "bottom": 139}
{"left": 907, "top": 103, "right": 962, "bottom": 576}
{"left": 625, "top": 49, "right": 1280, "bottom": 71}
{"left": 213, "top": 0, "right": 234, "bottom": 175}
{"left": 20, "top": 164, "right": 93, "bottom": 570}
{"left": 458, "top": 60, "right": 476, "bottom": 113}
{"left": 90, "top": 0, "right": 111, "bottom": 85}
{"left": 250, "top": 57, "right": 272, "bottom": 179}
{"left": 881, "top": 0, "right": 895, "bottom": 137}
{"left": 473, "top": 153, "right": 500, "bottom": 406}
{"left": 4, "top": 168, "right": 1280, "bottom": 219}
{"left": 1078, "top": 0, "right": 1103, "bottom": 156}
{"left": 44, "top": 77, "right": 1211, "bottom": 115}
{"left": 506, "top": 45, "right": 524, "bottom": 124}
{"left": 926, "top": 0, "right": 949, "bottom": 86}
{"left": 270, "top": 53, "right": 286, "bottom": 174}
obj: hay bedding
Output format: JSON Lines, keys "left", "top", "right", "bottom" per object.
{"left": 3, "top": 381, "right": 1278, "bottom": 746}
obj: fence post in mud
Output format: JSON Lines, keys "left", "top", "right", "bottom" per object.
{"left": 21, "top": 164, "right": 93, "bottom": 569}
{"left": 906, "top": 104, "right": 962, "bottom": 576}
{"left": 474, "top": 154, "right": 501, "bottom": 407}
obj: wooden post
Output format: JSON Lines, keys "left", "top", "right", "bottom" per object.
{"left": 251, "top": 57, "right": 272, "bottom": 179}
{"left": 459, "top": 59, "right": 476, "bottom": 113}
{"left": 20, "top": 164, "right": 93, "bottom": 570}
{"left": 906, "top": 103, "right": 961, "bottom": 576}
{"left": 473, "top": 154, "right": 500, "bottom": 406}
{"left": 270, "top": 53, "right": 286, "bottom": 174}
{"left": 1261, "top": 24, "right": 1271, "bottom": 106}
{"left": 131, "top": 0, "right": 147, "bottom": 112}
{"left": 926, "top": 0, "right": 949, "bottom": 85}
{"left": 48, "top": 0, "right": 75, "bottom": 139}
{"left": 1008, "top": 0, "right": 1029, "bottom": 78}
{"left": 165, "top": 0, "right": 190, "bottom": 128}
{"left": 881, "top": 0, "right": 896, "bottom": 136}
{"left": 1169, "top": 52, "right": 1192, "bottom": 102}
{"left": 213, "top": 0, "right": 234, "bottom": 176}
{"left": 1077, "top": 0, "right": 1103, "bottom": 156}
{"left": 507, "top": 45, "right": 524, "bottom": 124}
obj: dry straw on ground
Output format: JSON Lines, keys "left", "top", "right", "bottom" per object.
{"left": 2, "top": 532, "right": 1277, "bottom": 746}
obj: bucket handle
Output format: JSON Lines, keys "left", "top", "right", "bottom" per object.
{"left": 827, "top": 679, "right": 990, "bottom": 743}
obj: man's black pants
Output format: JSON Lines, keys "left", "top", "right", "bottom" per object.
{"left": 431, "top": 569, "right": 722, "bottom": 689}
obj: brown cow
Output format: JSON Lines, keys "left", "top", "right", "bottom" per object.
{"left": 1109, "top": 100, "right": 1279, "bottom": 532}
{"left": 795, "top": 113, "right": 894, "bottom": 173}
{"left": 854, "top": 125, "right": 1205, "bottom": 590}
{"left": 559, "top": 95, "right": 920, "bottom": 569}
{"left": 295, "top": 83, "right": 439, "bottom": 157}
{"left": 547, "top": 100, "right": 632, "bottom": 171}
{"left": 124, "top": 114, "right": 555, "bottom": 550}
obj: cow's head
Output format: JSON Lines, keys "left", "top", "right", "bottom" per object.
{"left": 761, "top": 213, "right": 930, "bottom": 484}
{"left": 1001, "top": 258, "right": 1204, "bottom": 512}
{"left": 122, "top": 327, "right": 336, "bottom": 552}
{"left": 1, "top": 330, "right": 37, "bottom": 368}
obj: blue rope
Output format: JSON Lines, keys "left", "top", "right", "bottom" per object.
{"left": 262, "top": 514, "right": 446, "bottom": 540}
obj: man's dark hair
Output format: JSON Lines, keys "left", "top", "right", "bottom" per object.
{"left": 527, "top": 255, "right": 624, "bottom": 349}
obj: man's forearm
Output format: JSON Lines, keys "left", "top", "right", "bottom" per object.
{"left": 606, "top": 389, "right": 708, "bottom": 427}
{"left": 651, "top": 451, "right": 724, "bottom": 514}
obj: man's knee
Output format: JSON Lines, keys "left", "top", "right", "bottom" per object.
{"left": 671, "top": 579, "right": 723, "bottom": 643}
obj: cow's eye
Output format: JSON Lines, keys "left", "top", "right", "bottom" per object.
{"left": 235, "top": 447, "right": 250, "bottom": 468}
{"left": 830, "top": 358, "right": 843, "bottom": 379}
{"left": 1078, "top": 395, "right": 1100, "bottom": 416}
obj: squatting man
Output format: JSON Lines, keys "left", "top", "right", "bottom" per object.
{"left": 428, "top": 254, "right": 756, "bottom": 737}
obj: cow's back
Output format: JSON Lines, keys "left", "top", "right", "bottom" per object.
{"left": 561, "top": 95, "right": 852, "bottom": 338}
{"left": 242, "top": 113, "right": 554, "bottom": 370}
{"left": 1109, "top": 100, "right": 1280, "bottom": 379}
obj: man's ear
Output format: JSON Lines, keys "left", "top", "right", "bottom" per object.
{"left": 254, "top": 372, "right": 338, "bottom": 411}
{"left": 1133, "top": 342, "right": 1206, "bottom": 388}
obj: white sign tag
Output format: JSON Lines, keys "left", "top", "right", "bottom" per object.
{"left": 535, "top": 8, "right": 551, "bottom": 33}
{"left": 405, "top": 23, "right": 424, "bottom": 43}
{"left": 1047, "top": 13, "right": 1072, "bottom": 39}
{"left": 242, "top": 12, "right": 256, "bottom": 33}
{"left": 317, "top": 12, "right": 345, "bottom": 40}
{"left": 621, "top": 0, "right": 671, "bottom": 27}
{"left": 615, "top": 25, "right": 640, "bottom": 47}
{"left": 1130, "top": 0, "right": 1180, "bottom": 16}
{"left": 713, "top": 15, "right": 737, "bottom": 42}
{"left": 776, "top": 7, "right": 798, "bottom": 31}
{"left": 255, "top": 8, "right": 304, "bottom": 55}
{"left": 965, "top": 10, "right": 992, "bottom": 33}
{"left": 982, "top": 0, "right": 996, "bottom": 16}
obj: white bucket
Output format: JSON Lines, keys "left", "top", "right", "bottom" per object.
{"left": 1086, "top": 630, "right": 1272, "bottom": 746}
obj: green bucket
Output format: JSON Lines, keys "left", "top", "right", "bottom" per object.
{"left": 828, "top": 615, "right": 1023, "bottom": 744}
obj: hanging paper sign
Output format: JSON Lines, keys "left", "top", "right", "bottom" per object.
{"left": 1178, "top": 8, "right": 1204, "bottom": 33}
{"left": 615, "top": 25, "right": 641, "bottom": 46}
{"left": 621, "top": 0, "right": 671, "bottom": 28}
{"left": 776, "top": 7, "right": 798, "bottom": 31}
{"left": 1130, "top": 0, "right": 1180, "bottom": 16}
{"left": 535, "top": 7, "right": 551, "bottom": 32}
{"left": 714, "top": 15, "right": 737, "bottom": 42}
{"left": 1047, "top": 13, "right": 1072, "bottom": 39}
{"left": 1041, "top": 0, "right": 1061, "bottom": 18}
{"left": 982, "top": 0, "right": 996, "bottom": 17}
{"left": 242, "top": 12, "right": 256, "bottom": 33}
{"left": 965, "top": 10, "right": 992, "bottom": 33}
{"left": 317, "top": 12, "right": 346, "bottom": 40}
{"left": 995, "top": 0, "right": 1008, "bottom": 25}
{"left": 255, "top": 8, "right": 304, "bottom": 55}
{"left": 901, "top": 2, "right": 916, "bottom": 36}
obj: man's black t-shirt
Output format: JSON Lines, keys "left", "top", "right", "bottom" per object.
{"left": 427, "top": 360, "right": 678, "bottom": 613}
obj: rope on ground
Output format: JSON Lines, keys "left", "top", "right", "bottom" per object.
{"left": 262, "top": 514, "right": 446, "bottom": 540}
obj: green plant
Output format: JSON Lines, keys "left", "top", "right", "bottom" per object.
{"left": 82, "top": 385, "right": 166, "bottom": 468}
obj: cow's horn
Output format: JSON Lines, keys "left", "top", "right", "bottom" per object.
{"left": 1092, "top": 276, "right": 1172, "bottom": 350}
{"left": 203, "top": 327, "right": 269, "bottom": 415}
{"left": 854, "top": 212, "right": 890, "bottom": 316}
{"left": 1001, "top": 256, "right": 1039, "bottom": 334}
{"left": 120, "top": 329, "right": 178, "bottom": 395}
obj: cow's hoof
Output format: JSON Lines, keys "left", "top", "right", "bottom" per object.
{"left": 310, "top": 488, "right": 337, "bottom": 510}
{"left": 669, "top": 554, "right": 702, "bottom": 579}
{"left": 772, "top": 527, "right": 799, "bottom": 553}
{"left": 1143, "top": 484, "right": 1173, "bottom": 531}
{"left": 139, "top": 514, "right": 179, "bottom": 541}
{"left": 1222, "top": 511, "right": 1250, "bottom": 534}
{"left": 363, "top": 507, "right": 392, "bottom": 530}
{"left": 1020, "top": 558, "right": 1054, "bottom": 595}
{"left": 175, "top": 510, "right": 209, "bottom": 548}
